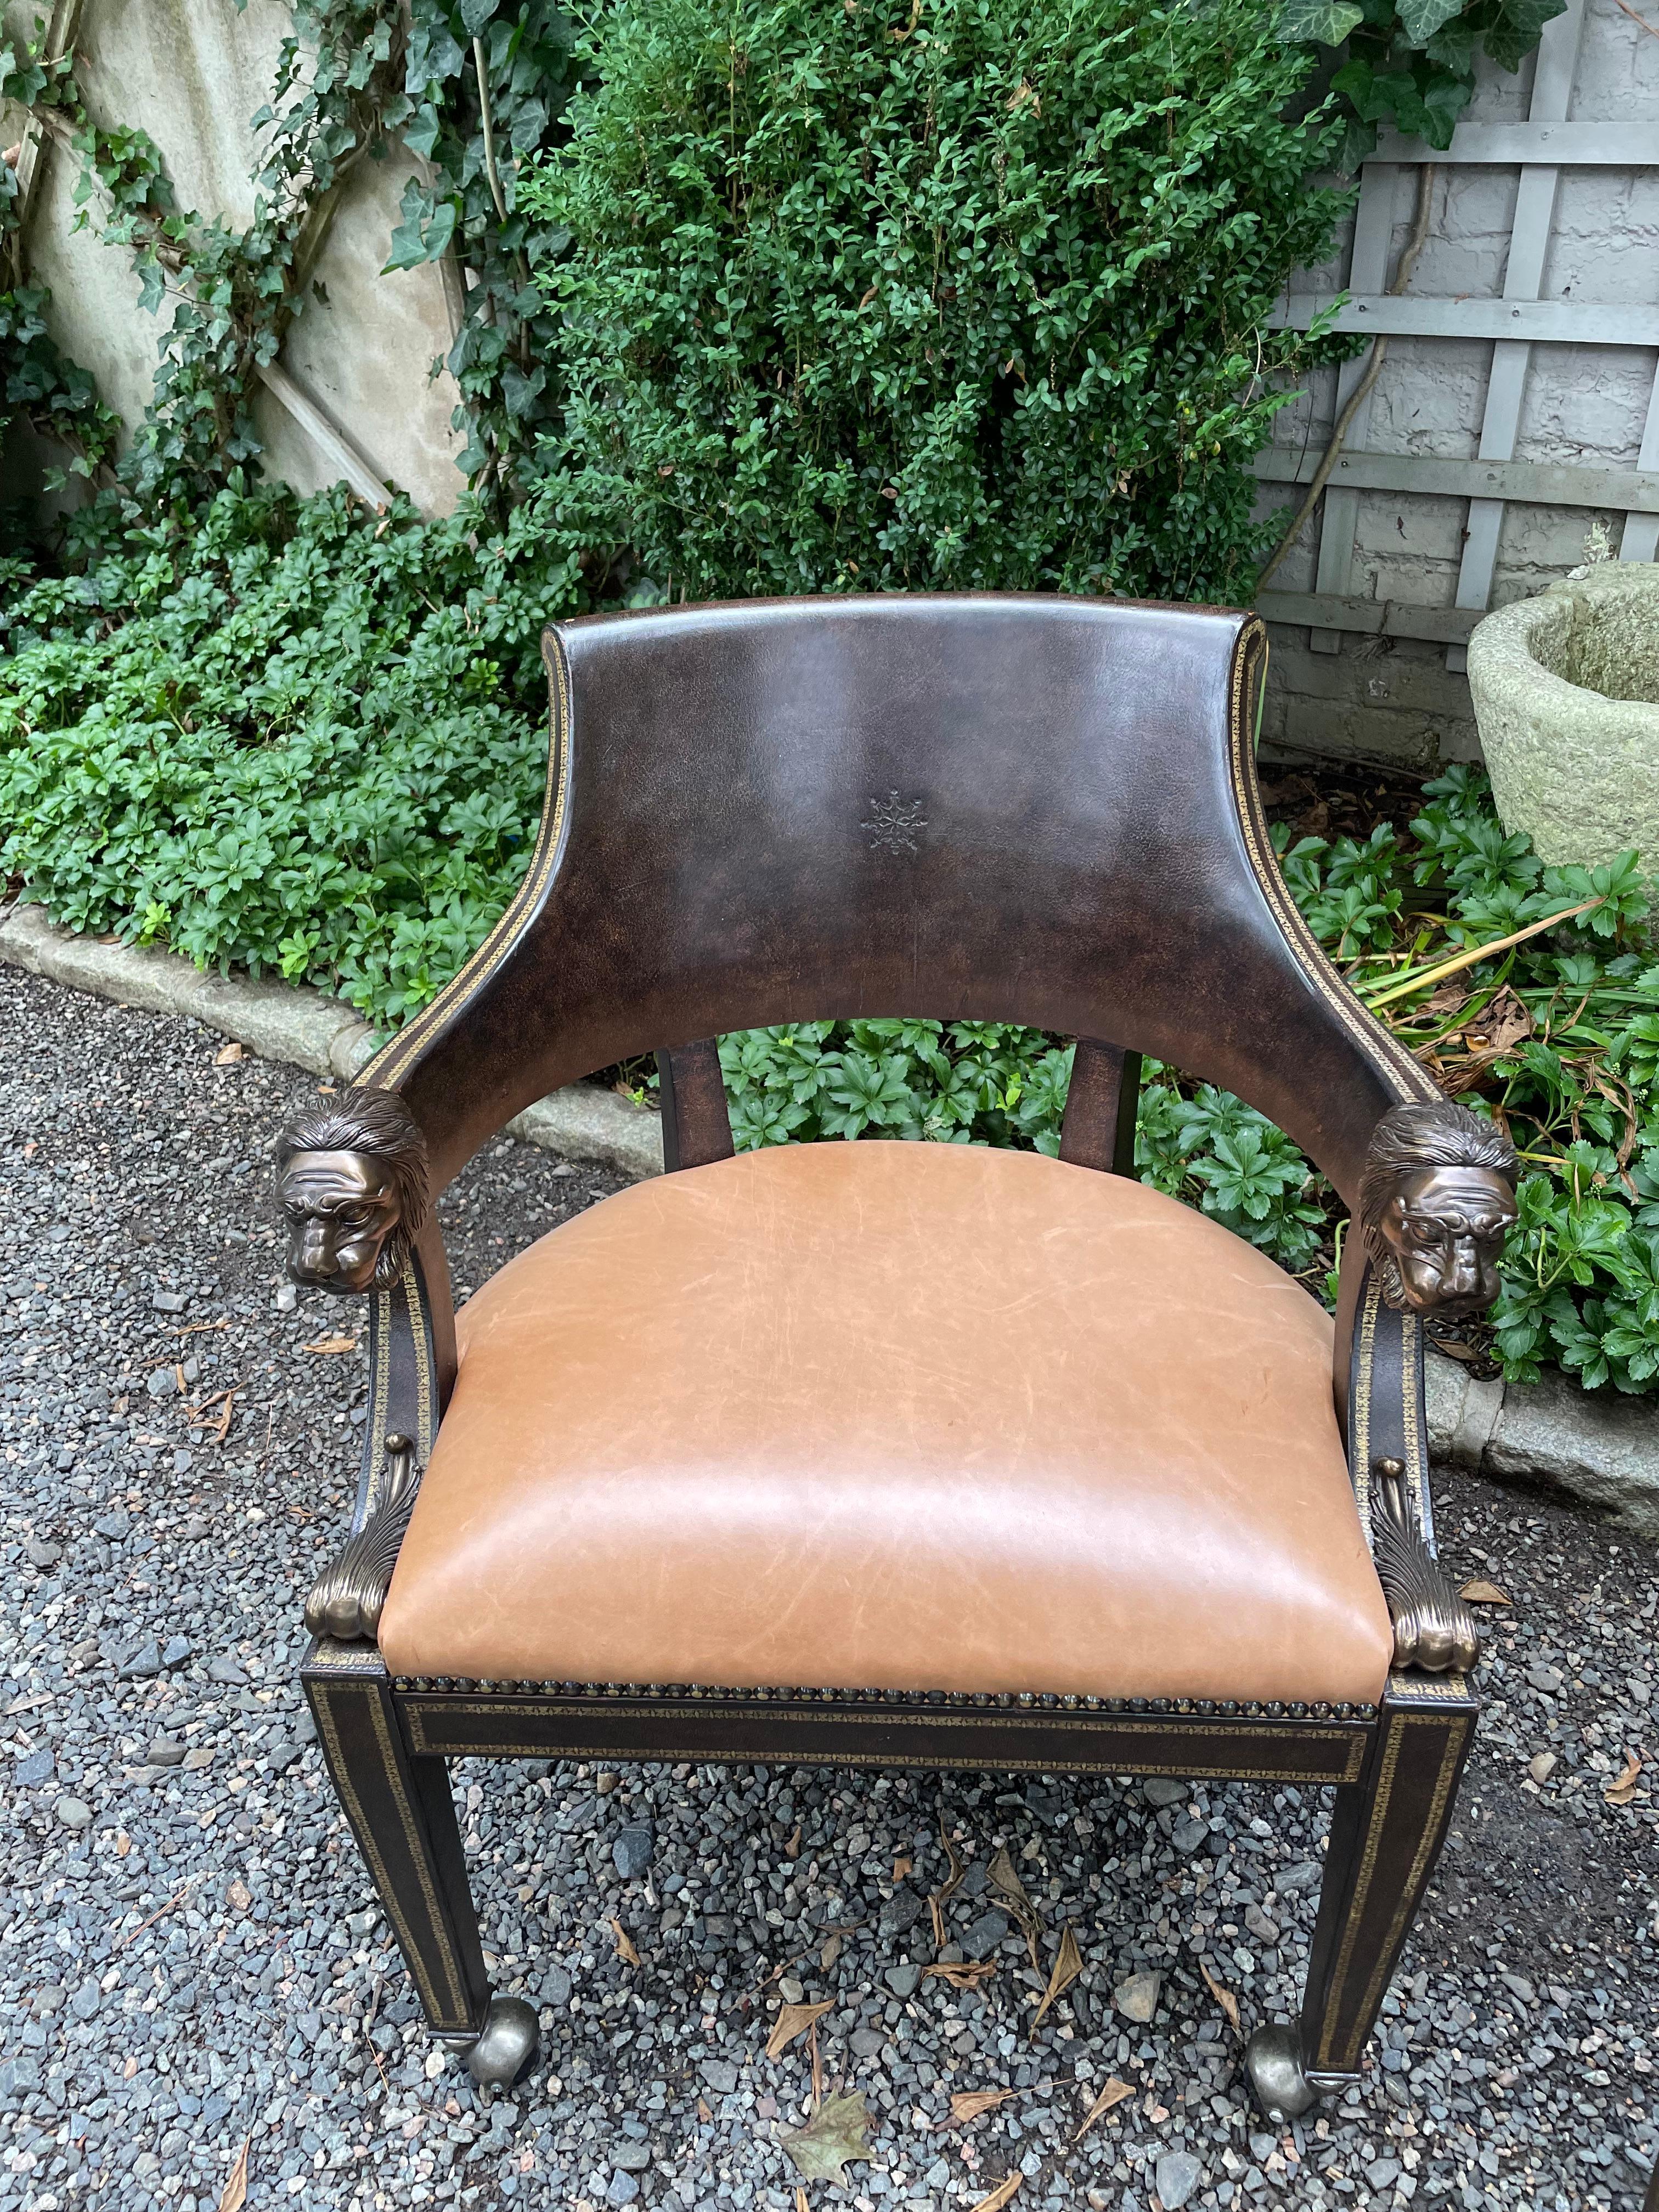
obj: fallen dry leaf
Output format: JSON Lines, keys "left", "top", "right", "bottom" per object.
{"left": 1605, "top": 1750, "right": 1643, "bottom": 1805}
{"left": 950, "top": 2087, "right": 1021, "bottom": 2124}
{"left": 778, "top": 2090, "right": 870, "bottom": 2185}
{"left": 936, "top": 1816, "right": 967, "bottom": 1901}
{"left": 766, "top": 2000, "right": 833, "bottom": 2059}
{"left": 1459, "top": 1578, "right": 1512, "bottom": 1605}
{"left": 1480, "top": 986, "right": 1534, "bottom": 1058}
{"left": 969, "top": 2176, "right": 1022, "bottom": 2212}
{"left": 609, "top": 1916, "right": 640, "bottom": 1966}
{"left": 214, "top": 1041, "right": 244, "bottom": 1065}
{"left": 785, "top": 1822, "right": 802, "bottom": 1860}
{"left": 1029, "top": 1924, "right": 1082, "bottom": 2039}
{"left": 1420, "top": 978, "right": 1474, "bottom": 1020}
{"left": 1200, "top": 1959, "right": 1242, "bottom": 2038}
{"left": 986, "top": 1845, "right": 1033, "bottom": 1914}
{"left": 217, "top": 2138, "right": 250, "bottom": 2212}
{"left": 893, "top": 1854, "right": 913, "bottom": 1882}
{"left": 795, "top": 2193, "right": 810, "bottom": 2212}
{"left": 923, "top": 1958, "right": 998, "bottom": 1991}
{"left": 302, "top": 1335, "right": 359, "bottom": 1355}
{"left": 986, "top": 1844, "right": 1042, "bottom": 1965}
{"left": 1073, "top": 2076, "right": 1134, "bottom": 2143}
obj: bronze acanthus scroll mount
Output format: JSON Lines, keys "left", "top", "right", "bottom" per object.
{"left": 304, "top": 1433, "right": 422, "bottom": 1643}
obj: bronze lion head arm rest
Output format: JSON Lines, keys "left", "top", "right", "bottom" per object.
{"left": 1347, "top": 1100, "right": 1519, "bottom": 1676}
{"left": 275, "top": 1086, "right": 431, "bottom": 1296}
{"left": 274, "top": 1086, "right": 447, "bottom": 1642}
{"left": 1359, "top": 1099, "right": 1518, "bottom": 1323}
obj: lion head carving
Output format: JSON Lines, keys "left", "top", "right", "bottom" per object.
{"left": 274, "top": 1087, "right": 430, "bottom": 1296}
{"left": 1358, "top": 1101, "right": 1517, "bottom": 1318}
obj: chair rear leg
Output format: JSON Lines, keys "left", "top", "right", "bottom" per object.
{"left": 303, "top": 1650, "right": 540, "bottom": 2085}
{"left": 1246, "top": 1685, "right": 1477, "bottom": 2119}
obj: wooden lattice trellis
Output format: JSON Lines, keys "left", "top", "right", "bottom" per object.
{"left": 1255, "top": 0, "right": 1659, "bottom": 664}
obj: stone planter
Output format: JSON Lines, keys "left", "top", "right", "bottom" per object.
{"left": 1465, "top": 561, "right": 1659, "bottom": 871}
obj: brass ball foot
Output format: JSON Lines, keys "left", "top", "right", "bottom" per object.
{"left": 463, "top": 1995, "right": 540, "bottom": 2087}
{"left": 1244, "top": 2023, "right": 1320, "bottom": 2122}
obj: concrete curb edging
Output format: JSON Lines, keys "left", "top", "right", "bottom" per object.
{"left": 1426, "top": 1348, "right": 1659, "bottom": 1542}
{"left": 0, "top": 902, "right": 664, "bottom": 1182}
{"left": 2, "top": 901, "right": 1652, "bottom": 1536}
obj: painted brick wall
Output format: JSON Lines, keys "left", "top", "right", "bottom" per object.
{"left": 1258, "top": 0, "right": 1658, "bottom": 770}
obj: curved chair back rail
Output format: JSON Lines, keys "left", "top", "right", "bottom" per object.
{"left": 363, "top": 594, "right": 1432, "bottom": 1200}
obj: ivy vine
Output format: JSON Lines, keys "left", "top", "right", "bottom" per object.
{"left": 1278, "top": 0, "right": 1567, "bottom": 164}
{"left": 3, "top": 0, "right": 1569, "bottom": 531}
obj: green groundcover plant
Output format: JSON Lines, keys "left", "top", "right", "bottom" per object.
{"left": 2, "top": 0, "right": 1652, "bottom": 1393}
{"left": 2, "top": 483, "right": 1656, "bottom": 1392}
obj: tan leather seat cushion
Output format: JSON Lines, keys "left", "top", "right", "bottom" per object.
{"left": 380, "top": 1142, "right": 1392, "bottom": 1704}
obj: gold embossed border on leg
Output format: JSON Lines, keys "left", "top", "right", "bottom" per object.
{"left": 1314, "top": 1706, "right": 1473, "bottom": 2075}
{"left": 308, "top": 1679, "right": 472, "bottom": 2033}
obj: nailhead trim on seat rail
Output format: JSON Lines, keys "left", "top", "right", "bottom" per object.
{"left": 385, "top": 1678, "right": 1378, "bottom": 1721}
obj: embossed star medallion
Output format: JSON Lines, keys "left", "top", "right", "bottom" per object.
{"left": 861, "top": 790, "right": 928, "bottom": 855}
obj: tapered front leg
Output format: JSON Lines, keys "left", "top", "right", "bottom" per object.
{"left": 1246, "top": 1684, "right": 1477, "bottom": 2117}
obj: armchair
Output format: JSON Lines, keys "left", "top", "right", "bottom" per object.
{"left": 275, "top": 594, "right": 1516, "bottom": 2113}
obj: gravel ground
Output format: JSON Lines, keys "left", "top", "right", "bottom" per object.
{"left": 1, "top": 966, "right": 1656, "bottom": 2212}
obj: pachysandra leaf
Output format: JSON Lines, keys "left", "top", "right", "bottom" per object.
{"left": 778, "top": 2091, "right": 870, "bottom": 2184}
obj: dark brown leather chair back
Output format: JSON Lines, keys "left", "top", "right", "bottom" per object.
{"left": 373, "top": 595, "right": 1429, "bottom": 1199}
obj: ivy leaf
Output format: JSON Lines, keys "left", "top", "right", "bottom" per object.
{"left": 459, "top": 0, "right": 500, "bottom": 31}
{"left": 383, "top": 184, "right": 458, "bottom": 274}
{"left": 1484, "top": 0, "right": 1567, "bottom": 69}
{"left": 1417, "top": 67, "right": 1475, "bottom": 144}
{"left": 1277, "top": 0, "right": 1364, "bottom": 41}
{"left": 404, "top": 101, "right": 443, "bottom": 161}
{"left": 136, "top": 256, "right": 167, "bottom": 315}
{"left": 1396, "top": 0, "right": 1465, "bottom": 46}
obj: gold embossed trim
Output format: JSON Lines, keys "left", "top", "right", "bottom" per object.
{"left": 1351, "top": 1273, "right": 1380, "bottom": 1528}
{"left": 361, "top": 628, "right": 572, "bottom": 1093}
{"left": 403, "top": 1702, "right": 1368, "bottom": 1784}
{"left": 1342, "top": 1712, "right": 1470, "bottom": 2069}
{"left": 309, "top": 1682, "right": 471, "bottom": 2029}
{"left": 1315, "top": 1708, "right": 1471, "bottom": 2072}
{"left": 1225, "top": 619, "right": 1432, "bottom": 1107}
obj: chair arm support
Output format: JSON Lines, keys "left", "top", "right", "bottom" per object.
{"left": 1346, "top": 1268, "right": 1483, "bottom": 1675}
{"left": 272, "top": 1084, "right": 455, "bottom": 1644}
{"left": 306, "top": 1434, "right": 423, "bottom": 1641}
{"left": 1342, "top": 1097, "right": 1519, "bottom": 1677}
